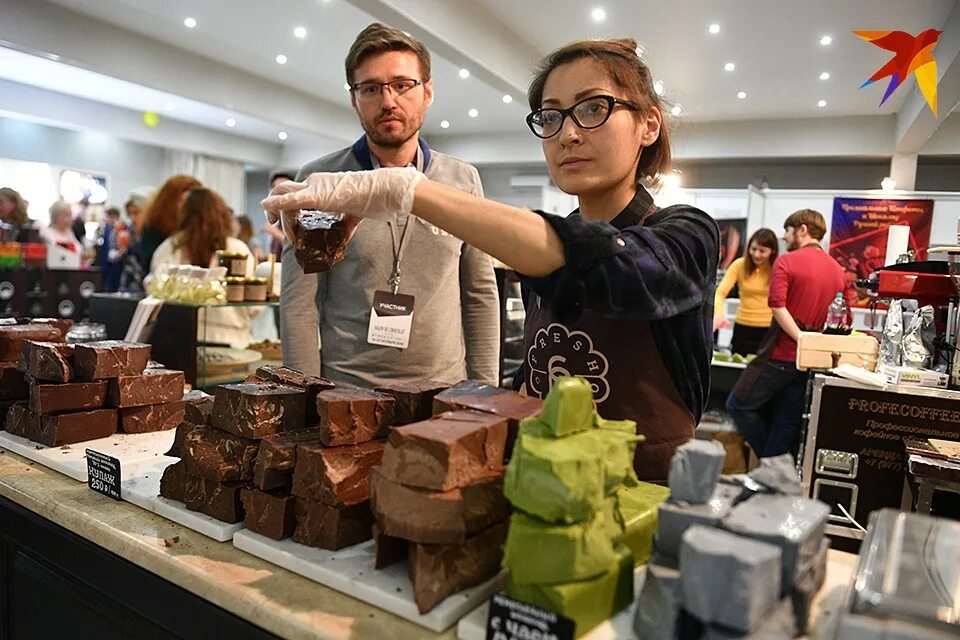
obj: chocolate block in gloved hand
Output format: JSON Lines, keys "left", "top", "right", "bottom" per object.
{"left": 248, "top": 365, "right": 334, "bottom": 425}
{"left": 120, "top": 400, "right": 185, "bottom": 434}
{"left": 4, "top": 402, "right": 40, "bottom": 439}
{"left": 159, "top": 460, "right": 187, "bottom": 502}
{"left": 108, "top": 368, "right": 184, "bottom": 408}
{"left": 292, "top": 497, "right": 374, "bottom": 550}
{"left": 183, "top": 425, "right": 259, "bottom": 482}
{"left": 292, "top": 440, "right": 385, "bottom": 506}
{"left": 20, "top": 341, "right": 75, "bottom": 382}
{"left": 409, "top": 521, "right": 507, "bottom": 615}
{"left": 34, "top": 408, "right": 118, "bottom": 446}
{"left": 0, "top": 363, "right": 28, "bottom": 400}
{"left": 375, "top": 379, "right": 451, "bottom": 426}
{"left": 29, "top": 380, "right": 108, "bottom": 414}
{"left": 241, "top": 488, "right": 297, "bottom": 540}
{"left": 373, "top": 522, "right": 408, "bottom": 569}
{"left": 211, "top": 382, "right": 306, "bottom": 439}
{"left": 253, "top": 427, "right": 324, "bottom": 491}
{"left": 293, "top": 210, "right": 349, "bottom": 274}
{"left": 184, "top": 475, "right": 247, "bottom": 523}
{"left": 182, "top": 390, "right": 215, "bottom": 426}
{"left": 316, "top": 387, "right": 394, "bottom": 446}
{"left": 74, "top": 340, "right": 151, "bottom": 379}
{"left": 0, "top": 324, "right": 62, "bottom": 362}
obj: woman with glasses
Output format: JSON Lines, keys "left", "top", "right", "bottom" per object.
{"left": 264, "top": 38, "right": 719, "bottom": 481}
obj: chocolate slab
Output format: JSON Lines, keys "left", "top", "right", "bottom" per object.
{"left": 371, "top": 467, "right": 508, "bottom": 544}
{"left": 182, "top": 389, "right": 215, "bottom": 425}
{"left": 183, "top": 425, "right": 259, "bottom": 482}
{"left": 20, "top": 340, "right": 74, "bottom": 382}
{"left": 29, "top": 380, "right": 108, "bottom": 414}
{"left": 34, "top": 408, "right": 118, "bottom": 446}
{"left": 249, "top": 364, "right": 334, "bottom": 425}
{"left": 0, "top": 324, "right": 62, "bottom": 362}
{"left": 292, "top": 497, "right": 374, "bottom": 550}
{"left": 159, "top": 460, "right": 187, "bottom": 502}
{"left": 17, "top": 317, "right": 73, "bottom": 338}
{"left": 253, "top": 427, "right": 324, "bottom": 491}
{"left": 408, "top": 521, "right": 508, "bottom": 614}
{"left": 0, "top": 362, "right": 28, "bottom": 400}
{"left": 0, "top": 400, "right": 15, "bottom": 426}
{"left": 291, "top": 440, "right": 385, "bottom": 506}
{"left": 316, "top": 387, "right": 395, "bottom": 446}
{"left": 120, "top": 400, "right": 185, "bottom": 434}
{"left": 241, "top": 488, "right": 297, "bottom": 540}
{"left": 375, "top": 379, "right": 451, "bottom": 426}
{"left": 379, "top": 410, "right": 508, "bottom": 492}
{"left": 293, "top": 210, "right": 349, "bottom": 274}
{"left": 108, "top": 368, "right": 184, "bottom": 408}
{"left": 373, "top": 522, "right": 408, "bottom": 569}
{"left": 165, "top": 421, "right": 192, "bottom": 458}
{"left": 74, "top": 340, "right": 151, "bottom": 379}
{"left": 4, "top": 402, "right": 39, "bottom": 439}
{"left": 183, "top": 475, "right": 247, "bottom": 523}
{"left": 210, "top": 381, "right": 306, "bottom": 439}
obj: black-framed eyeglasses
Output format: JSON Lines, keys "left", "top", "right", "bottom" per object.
{"left": 526, "top": 95, "right": 639, "bottom": 139}
{"left": 350, "top": 79, "right": 423, "bottom": 102}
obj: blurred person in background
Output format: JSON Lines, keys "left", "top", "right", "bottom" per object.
{"left": 96, "top": 207, "right": 126, "bottom": 292}
{"left": 125, "top": 189, "right": 150, "bottom": 236}
{"left": 140, "top": 174, "right": 201, "bottom": 272}
{"left": 262, "top": 170, "right": 294, "bottom": 260}
{"left": 120, "top": 187, "right": 153, "bottom": 293}
{"left": 713, "top": 228, "right": 779, "bottom": 356}
{"left": 0, "top": 187, "right": 31, "bottom": 236}
{"left": 41, "top": 201, "right": 81, "bottom": 250}
{"left": 236, "top": 215, "right": 264, "bottom": 262}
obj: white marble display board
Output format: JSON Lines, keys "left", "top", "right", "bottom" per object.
{"left": 0, "top": 428, "right": 175, "bottom": 482}
{"left": 234, "top": 529, "right": 507, "bottom": 632}
{"left": 120, "top": 455, "right": 244, "bottom": 542}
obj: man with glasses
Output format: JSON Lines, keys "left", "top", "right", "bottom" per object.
{"left": 278, "top": 23, "right": 500, "bottom": 388}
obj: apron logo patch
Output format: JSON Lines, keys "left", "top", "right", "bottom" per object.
{"left": 527, "top": 323, "right": 611, "bottom": 403}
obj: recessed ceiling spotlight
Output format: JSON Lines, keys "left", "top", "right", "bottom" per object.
{"left": 183, "top": 17, "right": 197, "bottom": 29}
{"left": 737, "top": 91, "right": 747, "bottom": 99}
{"left": 708, "top": 23, "right": 720, "bottom": 35}
{"left": 440, "top": 120, "right": 450, "bottom": 129}
{"left": 278, "top": 131, "right": 288, "bottom": 141}
{"left": 276, "top": 54, "right": 288, "bottom": 65}
{"left": 164, "top": 102, "right": 176, "bottom": 111}
{"left": 817, "top": 99, "right": 827, "bottom": 108}
{"left": 344, "top": 82, "right": 351, "bottom": 91}
{"left": 819, "top": 71, "right": 830, "bottom": 80}
{"left": 502, "top": 94, "right": 513, "bottom": 104}
{"left": 458, "top": 68, "right": 470, "bottom": 79}
{"left": 670, "top": 104, "right": 682, "bottom": 116}
{"left": 225, "top": 118, "right": 237, "bottom": 128}
{"left": 591, "top": 7, "right": 607, "bottom": 22}
{"left": 820, "top": 35, "right": 832, "bottom": 46}
{"left": 724, "top": 62, "right": 735, "bottom": 72}
{"left": 48, "top": 53, "right": 61, "bottom": 61}
{"left": 653, "top": 80, "right": 664, "bottom": 96}
{"left": 468, "top": 108, "right": 479, "bottom": 118}
{"left": 294, "top": 26, "right": 307, "bottom": 39}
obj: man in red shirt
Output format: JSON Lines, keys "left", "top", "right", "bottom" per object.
{"left": 727, "top": 209, "right": 846, "bottom": 458}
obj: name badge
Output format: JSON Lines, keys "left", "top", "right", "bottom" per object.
{"left": 367, "top": 290, "right": 415, "bottom": 349}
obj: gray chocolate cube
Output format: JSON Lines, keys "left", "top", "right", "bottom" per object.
{"left": 722, "top": 494, "right": 830, "bottom": 594}
{"left": 633, "top": 562, "right": 681, "bottom": 640}
{"left": 680, "top": 525, "right": 782, "bottom": 634}
{"left": 657, "top": 481, "right": 741, "bottom": 557}
{"left": 748, "top": 454, "right": 802, "bottom": 495}
{"left": 700, "top": 597, "right": 796, "bottom": 639}
{"left": 792, "top": 537, "right": 829, "bottom": 634}
{"left": 669, "top": 439, "right": 726, "bottom": 503}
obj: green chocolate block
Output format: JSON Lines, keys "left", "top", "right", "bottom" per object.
{"left": 616, "top": 482, "right": 670, "bottom": 565}
{"left": 506, "top": 545, "right": 634, "bottom": 639}
{"left": 504, "top": 500, "right": 621, "bottom": 585}
{"left": 518, "top": 416, "right": 553, "bottom": 438}
{"left": 538, "top": 377, "right": 595, "bottom": 437}
{"left": 595, "top": 417, "right": 636, "bottom": 434}
{"left": 582, "top": 428, "right": 642, "bottom": 494}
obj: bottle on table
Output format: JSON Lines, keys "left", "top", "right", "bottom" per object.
{"left": 823, "top": 292, "right": 851, "bottom": 335}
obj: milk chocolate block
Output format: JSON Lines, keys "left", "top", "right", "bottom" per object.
{"left": 20, "top": 340, "right": 75, "bottom": 382}
{"left": 0, "top": 324, "right": 62, "bottom": 362}
{"left": 182, "top": 389, "right": 215, "bottom": 425}
{"left": 108, "top": 368, "right": 184, "bottom": 408}
{"left": 432, "top": 380, "right": 543, "bottom": 429}
{"left": 165, "top": 422, "right": 192, "bottom": 458}
{"left": 668, "top": 439, "right": 725, "bottom": 504}
{"left": 375, "top": 379, "right": 451, "bottom": 426}
{"left": 211, "top": 381, "right": 306, "bottom": 439}
{"left": 316, "top": 387, "right": 394, "bottom": 446}
{"left": 34, "top": 408, "right": 118, "bottom": 446}
{"left": 292, "top": 497, "right": 374, "bottom": 550}
{"left": 74, "top": 340, "right": 151, "bottom": 379}
{"left": 0, "top": 362, "right": 28, "bottom": 400}
{"left": 29, "top": 380, "right": 108, "bottom": 414}
{"left": 253, "top": 428, "right": 324, "bottom": 491}
{"left": 120, "top": 400, "right": 185, "bottom": 434}
{"left": 183, "top": 476, "right": 247, "bottom": 523}
{"left": 241, "top": 488, "right": 297, "bottom": 540}
{"left": 371, "top": 468, "right": 509, "bottom": 544}
{"left": 409, "top": 521, "right": 507, "bottom": 614}
{"left": 4, "top": 402, "right": 39, "bottom": 438}
{"left": 250, "top": 365, "right": 334, "bottom": 425}
{"left": 183, "top": 425, "right": 259, "bottom": 482}
{"left": 293, "top": 210, "right": 349, "bottom": 274}
{"left": 379, "top": 410, "right": 508, "bottom": 492}
{"left": 159, "top": 460, "right": 187, "bottom": 502}
{"left": 18, "top": 317, "right": 73, "bottom": 338}
{"left": 292, "top": 440, "right": 385, "bottom": 506}
{"left": 373, "top": 522, "right": 407, "bottom": 569}
{"left": 657, "top": 482, "right": 741, "bottom": 558}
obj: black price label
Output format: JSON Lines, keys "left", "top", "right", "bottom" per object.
{"left": 86, "top": 449, "right": 121, "bottom": 500}
{"left": 486, "top": 592, "right": 575, "bottom": 640}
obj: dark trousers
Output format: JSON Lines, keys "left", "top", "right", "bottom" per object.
{"left": 731, "top": 323, "right": 769, "bottom": 356}
{"left": 726, "top": 360, "right": 806, "bottom": 458}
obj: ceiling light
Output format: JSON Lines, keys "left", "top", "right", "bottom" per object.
{"left": 724, "top": 62, "right": 735, "bottom": 72}
{"left": 344, "top": 82, "right": 351, "bottom": 91}
{"left": 881, "top": 177, "right": 896, "bottom": 191}
{"left": 164, "top": 102, "right": 175, "bottom": 111}
{"left": 819, "top": 71, "right": 830, "bottom": 80}
{"left": 670, "top": 104, "right": 682, "bottom": 116}
{"left": 48, "top": 54, "right": 61, "bottom": 61}
{"left": 278, "top": 131, "right": 288, "bottom": 141}
{"left": 440, "top": 120, "right": 450, "bottom": 129}
{"left": 468, "top": 108, "right": 479, "bottom": 118}
{"left": 225, "top": 118, "right": 236, "bottom": 128}
{"left": 294, "top": 26, "right": 307, "bottom": 39}
{"left": 183, "top": 17, "right": 197, "bottom": 29}
{"left": 820, "top": 35, "right": 832, "bottom": 46}
{"left": 276, "top": 54, "right": 288, "bottom": 65}
{"left": 708, "top": 23, "right": 720, "bottom": 35}
{"left": 737, "top": 91, "right": 747, "bottom": 99}
{"left": 502, "top": 94, "right": 513, "bottom": 104}
{"left": 653, "top": 80, "right": 664, "bottom": 96}
{"left": 591, "top": 7, "right": 607, "bottom": 22}
{"left": 817, "top": 99, "right": 827, "bottom": 108}
{"left": 458, "top": 68, "right": 470, "bottom": 79}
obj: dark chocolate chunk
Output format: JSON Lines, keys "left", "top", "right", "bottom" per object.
{"left": 253, "top": 427, "right": 324, "bottom": 491}
{"left": 34, "top": 408, "right": 118, "bottom": 446}
{"left": 249, "top": 365, "right": 334, "bottom": 425}
{"left": 74, "top": 340, "right": 151, "bottom": 379}
{"left": 183, "top": 425, "right": 259, "bottom": 482}
{"left": 210, "top": 381, "right": 306, "bottom": 439}
{"left": 159, "top": 460, "right": 187, "bottom": 502}
{"left": 120, "top": 401, "right": 185, "bottom": 434}
{"left": 316, "top": 387, "right": 394, "bottom": 446}
{"left": 371, "top": 468, "right": 508, "bottom": 544}
{"left": 4, "top": 402, "right": 40, "bottom": 439}
{"left": 241, "top": 488, "right": 297, "bottom": 540}
{"left": 182, "top": 389, "right": 215, "bottom": 425}
{"left": 20, "top": 341, "right": 74, "bottom": 382}
{"left": 292, "top": 497, "right": 374, "bottom": 550}
{"left": 0, "top": 362, "right": 28, "bottom": 400}
{"left": 0, "top": 400, "right": 15, "bottom": 426}
{"left": 375, "top": 379, "right": 451, "bottom": 426}
{"left": 17, "top": 317, "right": 72, "bottom": 338}
{"left": 433, "top": 380, "right": 543, "bottom": 427}
{"left": 293, "top": 210, "right": 349, "bottom": 274}
{"left": 292, "top": 440, "right": 385, "bottom": 506}
{"left": 373, "top": 522, "right": 408, "bottom": 569}
{"left": 0, "top": 324, "right": 62, "bottom": 362}
{"left": 183, "top": 475, "right": 247, "bottom": 523}
{"left": 29, "top": 380, "right": 108, "bottom": 414}
{"left": 165, "top": 421, "right": 192, "bottom": 458}
{"left": 108, "top": 368, "right": 184, "bottom": 408}
{"left": 408, "top": 521, "right": 508, "bottom": 614}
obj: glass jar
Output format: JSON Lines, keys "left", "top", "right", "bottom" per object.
{"left": 66, "top": 322, "right": 107, "bottom": 343}
{"left": 217, "top": 250, "right": 249, "bottom": 278}
{"left": 244, "top": 277, "right": 268, "bottom": 302}
{"left": 225, "top": 277, "right": 246, "bottom": 303}
{"left": 207, "top": 267, "right": 228, "bottom": 304}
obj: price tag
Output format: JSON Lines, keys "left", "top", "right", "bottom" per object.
{"left": 486, "top": 592, "right": 575, "bottom": 640}
{"left": 86, "top": 449, "right": 121, "bottom": 501}
{"left": 367, "top": 290, "right": 415, "bottom": 349}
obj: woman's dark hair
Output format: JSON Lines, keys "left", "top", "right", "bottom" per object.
{"left": 173, "top": 188, "right": 232, "bottom": 267}
{"left": 743, "top": 228, "right": 779, "bottom": 273}
{"left": 527, "top": 38, "right": 671, "bottom": 187}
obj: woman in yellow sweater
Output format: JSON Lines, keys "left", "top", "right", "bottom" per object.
{"left": 714, "top": 228, "right": 779, "bottom": 355}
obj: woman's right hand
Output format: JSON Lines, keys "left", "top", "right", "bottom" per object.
{"left": 713, "top": 314, "right": 731, "bottom": 332}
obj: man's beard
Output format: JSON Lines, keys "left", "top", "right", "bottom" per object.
{"left": 362, "top": 110, "right": 423, "bottom": 149}
{"left": 787, "top": 238, "right": 801, "bottom": 251}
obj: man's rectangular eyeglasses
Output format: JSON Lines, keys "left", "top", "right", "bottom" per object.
{"left": 526, "top": 95, "right": 639, "bottom": 139}
{"left": 351, "top": 79, "right": 423, "bottom": 102}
